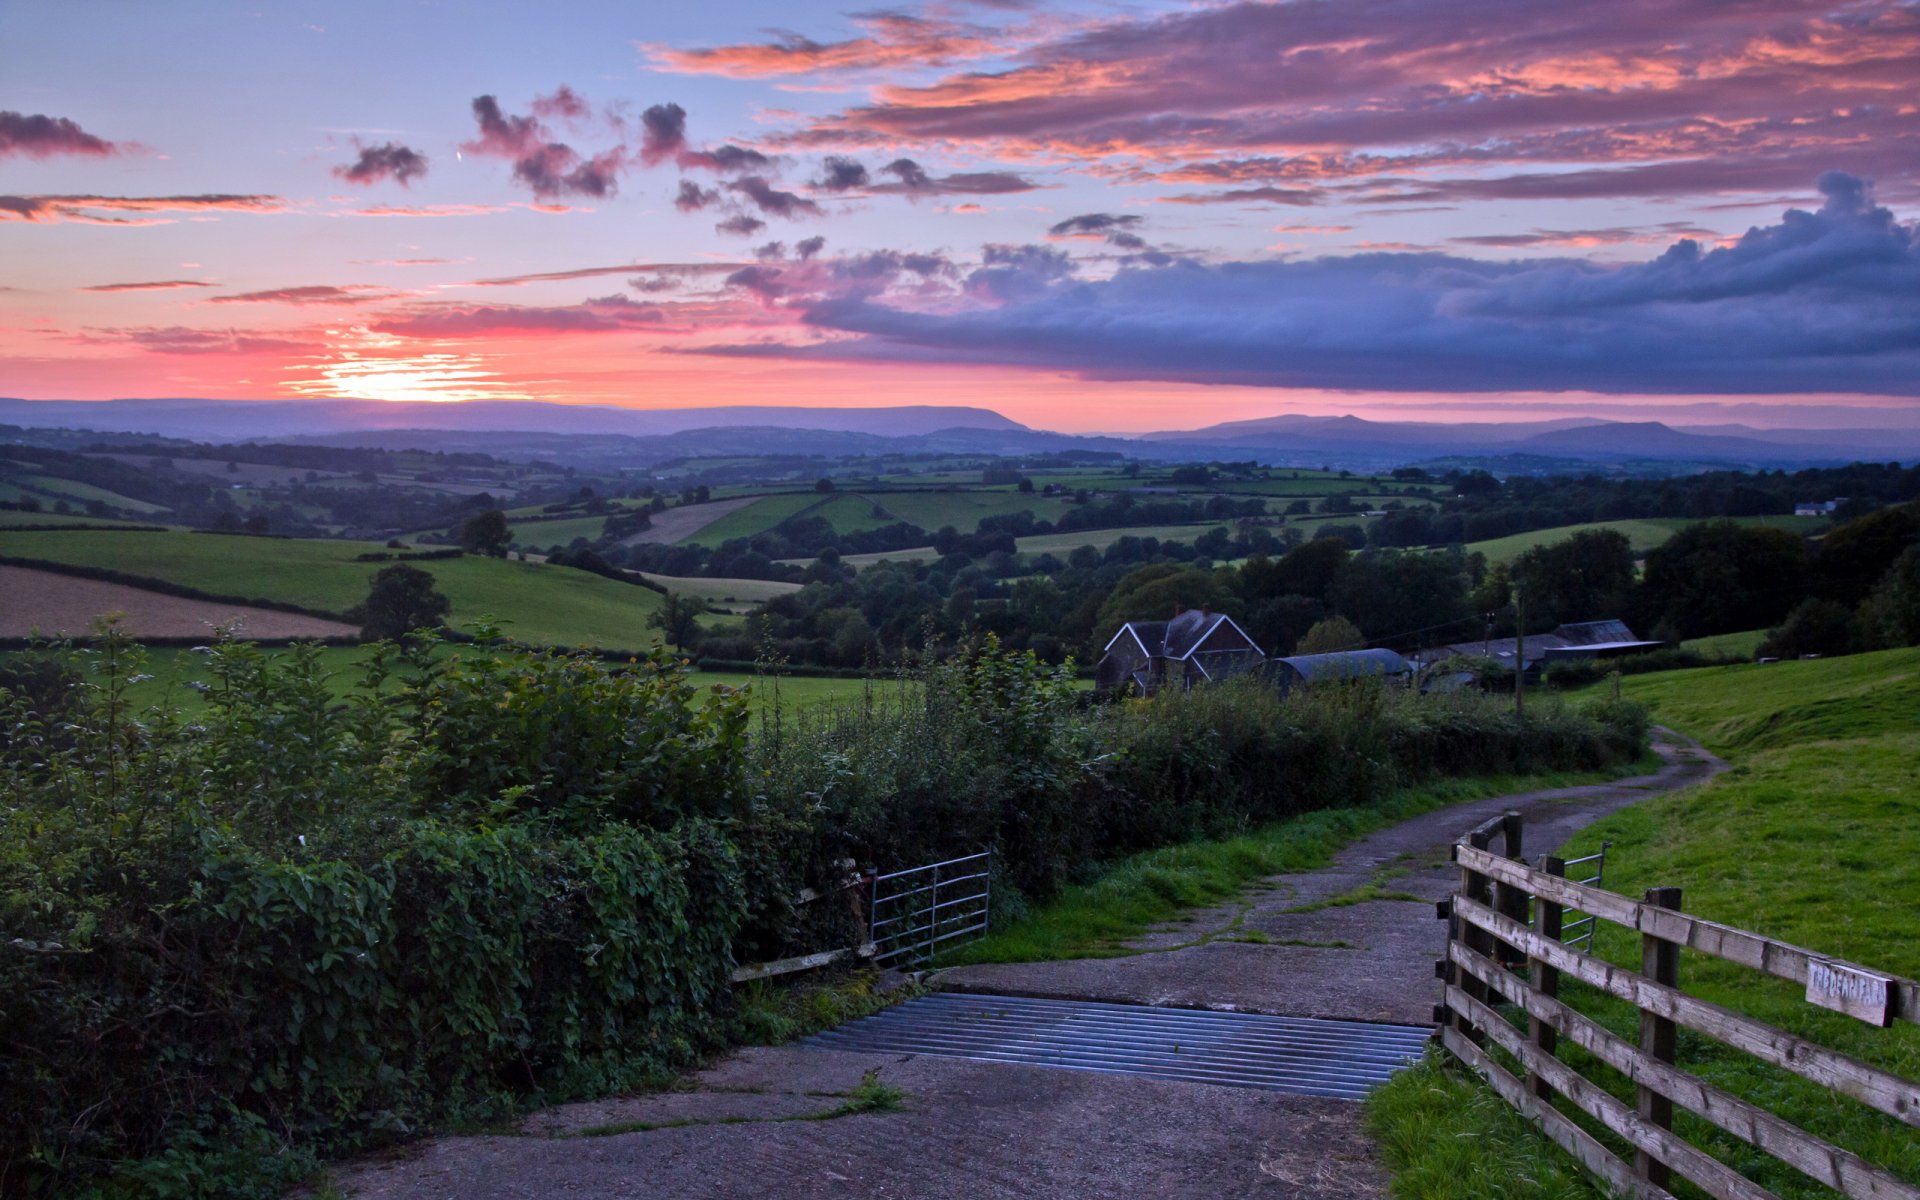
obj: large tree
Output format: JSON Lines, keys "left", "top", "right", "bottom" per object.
{"left": 458, "top": 509, "right": 511, "bottom": 557}
{"left": 1511, "top": 529, "right": 1637, "bottom": 628}
{"left": 350, "top": 565, "right": 451, "bottom": 642}
{"left": 648, "top": 591, "right": 704, "bottom": 652}
{"left": 1638, "top": 521, "right": 1809, "bottom": 640}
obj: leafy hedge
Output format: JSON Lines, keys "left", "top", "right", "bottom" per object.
{"left": 1, "top": 635, "right": 748, "bottom": 1196}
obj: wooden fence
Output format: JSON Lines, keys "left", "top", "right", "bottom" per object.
{"left": 1435, "top": 812, "right": 1920, "bottom": 1200}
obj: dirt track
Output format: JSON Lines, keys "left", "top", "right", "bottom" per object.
{"left": 0, "top": 566, "right": 356, "bottom": 640}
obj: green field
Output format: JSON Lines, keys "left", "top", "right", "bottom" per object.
{"left": 1467, "top": 515, "right": 1827, "bottom": 566}
{"left": 506, "top": 514, "right": 614, "bottom": 546}
{"left": 12, "top": 475, "right": 170, "bottom": 514}
{"left": 640, "top": 574, "right": 802, "bottom": 611}
{"left": 0, "top": 509, "right": 166, "bottom": 529}
{"left": 862, "top": 490, "right": 1073, "bottom": 533}
{"left": 821, "top": 522, "right": 1236, "bottom": 570}
{"left": 1681, "top": 628, "right": 1767, "bottom": 659}
{"left": 677, "top": 493, "right": 821, "bottom": 545}
{"left": 1369, "top": 648, "right": 1920, "bottom": 1199}
{"left": 0, "top": 528, "right": 664, "bottom": 648}
{"left": 108, "top": 645, "right": 881, "bottom": 714}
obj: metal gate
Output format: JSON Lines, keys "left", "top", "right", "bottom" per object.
{"left": 868, "top": 850, "right": 991, "bottom": 966}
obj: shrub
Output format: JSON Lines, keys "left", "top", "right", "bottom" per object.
{"left": 0, "top": 630, "right": 748, "bottom": 1196}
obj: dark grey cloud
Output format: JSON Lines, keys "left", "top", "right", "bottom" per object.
{"left": 796, "top": 235, "right": 827, "bottom": 259}
{"left": 464, "top": 92, "right": 625, "bottom": 198}
{"left": 716, "top": 213, "right": 767, "bottom": 237}
{"left": 734, "top": 174, "right": 1920, "bottom": 398}
{"left": 815, "top": 155, "right": 871, "bottom": 191}
{"left": 333, "top": 142, "right": 428, "bottom": 187}
{"left": 1161, "top": 186, "right": 1321, "bottom": 207}
{"left": 868, "top": 158, "right": 1039, "bottom": 197}
{"left": 727, "top": 265, "right": 786, "bottom": 302}
{"left": 674, "top": 179, "right": 721, "bottom": 211}
{"left": 726, "top": 175, "right": 824, "bottom": 219}
{"left": 755, "top": 240, "right": 787, "bottom": 260}
{"left": 0, "top": 110, "right": 120, "bottom": 159}
{"left": 640, "top": 101, "right": 771, "bottom": 173}
{"left": 1048, "top": 212, "right": 1141, "bottom": 237}
{"left": 641, "top": 102, "right": 689, "bottom": 165}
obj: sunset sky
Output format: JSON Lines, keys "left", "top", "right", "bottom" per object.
{"left": 3, "top": 0, "right": 1918, "bottom": 431}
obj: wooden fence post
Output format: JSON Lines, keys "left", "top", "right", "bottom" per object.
{"left": 1456, "top": 829, "right": 1497, "bottom": 1041}
{"left": 1495, "top": 811, "right": 1528, "bottom": 965}
{"left": 1637, "top": 885, "right": 1683, "bottom": 1188}
{"left": 1529, "top": 856, "right": 1565, "bottom": 1103}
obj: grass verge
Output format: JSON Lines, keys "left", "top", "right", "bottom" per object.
{"left": 940, "top": 760, "right": 1656, "bottom": 967}
{"left": 1366, "top": 648, "right": 1920, "bottom": 1200}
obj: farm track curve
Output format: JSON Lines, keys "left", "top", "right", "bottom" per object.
{"left": 319, "top": 730, "right": 1726, "bottom": 1200}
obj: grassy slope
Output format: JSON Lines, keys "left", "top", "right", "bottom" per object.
{"left": 0, "top": 528, "right": 663, "bottom": 648}
{"left": 1681, "top": 628, "right": 1767, "bottom": 659}
{"left": 638, "top": 575, "right": 802, "bottom": 607}
{"left": 1368, "top": 649, "right": 1920, "bottom": 1200}
{"left": 865, "top": 491, "right": 1073, "bottom": 532}
{"left": 506, "top": 514, "right": 614, "bottom": 546}
{"left": 13, "top": 475, "right": 171, "bottom": 513}
{"left": 0, "top": 509, "right": 165, "bottom": 529}
{"left": 825, "top": 522, "right": 1235, "bottom": 570}
{"left": 676, "top": 493, "right": 821, "bottom": 546}
{"left": 1468, "top": 515, "right": 1826, "bottom": 566}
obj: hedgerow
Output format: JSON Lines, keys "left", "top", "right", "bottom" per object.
{"left": 0, "top": 628, "right": 1644, "bottom": 1195}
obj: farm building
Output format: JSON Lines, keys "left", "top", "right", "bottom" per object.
{"left": 1264, "top": 648, "right": 1413, "bottom": 693}
{"left": 1094, "top": 609, "right": 1265, "bottom": 694}
{"left": 1411, "top": 619, "right": 1663, "bottom": 674}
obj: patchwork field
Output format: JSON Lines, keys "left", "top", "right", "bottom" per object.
{"left": 860, "top": 490, "right": 1076, "bottom": 532}
{"left": 670, "top": 494, "right": 818, "bottom": 545}
{"left": 0, "top": 565, "right": 357, "bottom": 640}
{"left": 0, "top": 528, "right": 663, "bottom": 648}
{"left": 619, "top": 496, "right": 761, "bottom": 545}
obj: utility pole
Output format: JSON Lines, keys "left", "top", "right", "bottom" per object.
{"left": 1513, "top": 586, "right": 1525, "bottom": 717}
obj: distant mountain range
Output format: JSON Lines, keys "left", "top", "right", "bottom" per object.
{"left": 3, "top": 397, "right": 1917, "bottom": 471}
{"left": 0, "top": 398, "right": 1023, "bottom": 441}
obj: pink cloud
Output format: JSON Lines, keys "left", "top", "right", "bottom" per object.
{"left": 80, "top": 279, "right": 216, "bottom": 293}
{"left": 207, "top": 285, "right": 400, "bottom": 306}
{"left": 756, "top": 1, "right": 1920, "bottom": 203}
{"left": 643, "top": 13, "right": 1012, "bottom": 78}
{"left": 0, "top": 194, "right": 285, "bottom": 224}
{"left": 371, "top": 295, "right": 668, "bottom": 338}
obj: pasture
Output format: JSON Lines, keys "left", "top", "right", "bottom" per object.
{"left": 0, "top": 528, "right": 664, "bottom": 649}
{"left": 1370, "top": 647, "right": 1920, "bottom": 1199}
{"left": 1466, "top": 515, "right": 1826, "bottom": 565}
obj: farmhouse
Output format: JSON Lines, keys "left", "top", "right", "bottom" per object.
{"left": 1094, "top": 608, "right": 1264, "bottom": 694}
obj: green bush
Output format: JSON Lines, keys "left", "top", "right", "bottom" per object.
{"left": 0, "top": 628, "right": 747, "bottom": 1196}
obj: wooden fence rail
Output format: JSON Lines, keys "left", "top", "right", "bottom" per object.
{"left": 1435, "top": 820, "right": 1920, "bottom": 1200}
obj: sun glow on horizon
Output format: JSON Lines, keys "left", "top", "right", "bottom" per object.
{"left": 282, "top": 329, "right": 531, "bottom": 403}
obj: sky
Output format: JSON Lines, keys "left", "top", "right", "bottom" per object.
{"left": 2, "top": 0, "right": 1918, "bottom": 433}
